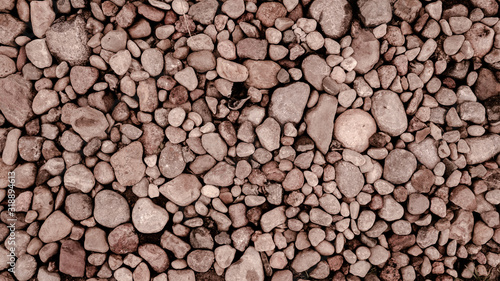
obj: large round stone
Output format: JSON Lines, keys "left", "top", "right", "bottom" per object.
{"left": 383, "top": 149, "right": 417, "bottom": 184}
{"left": 334, "top": 109, "right": 377, "bottom": 152}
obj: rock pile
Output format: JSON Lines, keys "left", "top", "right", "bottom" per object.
{"left": 0, "top": 0, "right": 500, "bottom": 280}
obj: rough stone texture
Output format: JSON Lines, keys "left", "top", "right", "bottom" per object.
{"left": 39, "top": 211, "right": 74, "bottom": 243}
{"left": 268, "top": 82, "right": 310, "bottom": 125}
{"left": 110, "top": 141, "right": 146, "bottom": 186}
{"left": 383, "top": 149, "right": 417, "bottom": 184}
{"left": 158, "top": 142, "right": 185, "bottom": 178}
{"left": 0, "top": 14, "right": 26, "bottom": 46}
{"left": 371, "top": 90, "right": 408, "bottom": 136}
{"left": 335, "top": 161, "right": 365, "bottom": 198}
{"left": 59, "top": 240, "right": 86, "bottom": 277}
{"left": 465, "top": 135, "right": 500, "bottom": 165}
{"left": 159, "top": 174, "right": 202, "bottom": 206}
{"left": 94, "top": 190, "right": 131, "bottom": 228}
{"left": 46, "top": 16, "right": 90, "bottom": 65}
{"left": 334, "top": 109, "right": 377, "bottom": 152}
{"left": 351, "top": 27, "right": 380, "bottom": 74}
{"left": 225, "top": 247, "right": 264, "bottom": 281}
{"left": 358, "top": 0, "right": 392, "bottom": 27}
{"left": 132, "top": 198, "right": 169, "bottom": 234}
{"left": 305, "top": 94, "right": 338, "bottom": 154}
{"left": 309, "top": 0, "right": 352, "bottom": 39}
{"left": 0, "top": 74, "right": 33, "bottom": 127}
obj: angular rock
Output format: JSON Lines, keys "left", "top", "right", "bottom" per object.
{"left": 0, "top": 74, "right": 33, "bottom": 127}
{"left": 46, "top": 16, "right": 90, "bottom": 65}
{"left": 108, "top": 223, "right": 139, "bottom": 254}
{"left": 138, "top": 244, "right": 169, "bottom": 272}
{"left": 309, "top": 0, "right": 352, "bottom": 38}
{"left": 302, "top": 54, "right": 330, "bottom": 90}
{"left": 256, "top": 117, "right": 280, "bottom": 152}
{"left": 358, "top": 0, "right": 392, "bottom": 27}
{"left": 351, "top": 27, "right": 380, "bottom": 74}
{"left": 305, "top": 94, "right": 338, "bottom": 154}
{"left": 393, "top": 0, "right": 422, "bottom": 22}
{"left": 449, "top": 210, "right": 474, "bottom": 245}
{"left": 0, "top": 55, "right": 15, "bottom": 78}
{"left": 450, "top": 185, "right": 477, "bottom": 211}
{"left": 110, "top": 141, "right": 146, "bottom": 186}
{"left": 159, "top": 174, "right": 202, "bottom": 206}
{"left": 408, "top": 137, "right": 440, "bottom": 169}
{"left": 25, "top": 39, "right": 52, "bottom": 69}
{"left": 161, "top": 231, "right": 192, "bottom": 259}
{"left": 188, "top": 0, "right": 218, "bottom": 25}
{"left": 268, "top": 82, "right": 310, "bottom": 125}
{"left": 465, "top": 23, "right": 494, "bottom": 58}
{"left": 203, "top": 161, "right": 235, "bottom": 187}
{"left": 201, "top": 133, "right": 228, "bottom": 161}
{"left": 261, "top": 206, "right": 286, "bottom": 233}
{"left": 225, "top": 247, "right": 264, "bottom": 281}
{"left": 59, "top": 240, "right": 85, "bottom": 277}
{"left": 0, "top": 14, "right": 26, "bottom": 46}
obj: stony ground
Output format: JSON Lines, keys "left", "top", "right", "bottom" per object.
{"left": 0, "top": 0, "right": 500, "bottom": 280}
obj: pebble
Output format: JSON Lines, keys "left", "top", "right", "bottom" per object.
{"left": 94, "top": 190, "right": 131, "bottom": 228}
{"left": 383, "top": 149, "right": 417, "bottom": 184}
{"left": 309, "top": 0, "right": 352, "bottom": 38}
{"left": 110, "top": 141, "right": 146, "bottom": 186}
{"left": 225, "top": 247, "right": 264, "bottom": 281}
{"left": 302, "top": 54, "right": 330, "bottom": 90}
{"left": 305, "top": 94, "right": 338, "bottom": 154}
{"left": 371, "top": 90, "right": 408, "bottom": 136}
{"left": 334, "top": 109, "right": 377, "bottom": 152}
{"left": 268, "top": 82, "right": 310, "bottom": 125}
{"left": 0, "top": 74, "right": 34, "bottom": 127}
{"left": 256, "top": 117, "right": 281, "bottom": 151}
{"left": 335, "top": 161, "right": 365, "bottom": 198}
{"left": 132, "top": 198, "right": 169, "bottom": 233}
{"left": 159, "top": 174, "right": 202, "bottom": 206}
{"left": 110, "top": 50, "right": 132, "bottom": 76}
{"left": 25, "top": 39, "right": 52, "bottom": 69}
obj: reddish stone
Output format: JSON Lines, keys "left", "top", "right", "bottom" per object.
{"left": 108, "top": 223, "right": 139, "bottom": 254}
{"left": 388, "top": 234, "right": 416, "bottom": 252}
{"left": 59, "top": 240, "right": 86, "bottom": 277}
{"left": 327, "top": 255, "right": 344, "bottom": 271}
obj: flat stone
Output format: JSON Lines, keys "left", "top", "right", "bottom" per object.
{"left": 225, "top": 247, "right": 264, "bottom": 281}
{"left": 335, "top": 160, "right": 365, "bottom": 198}
{"left": 94, "top": 190, "right": 131, "bottom": 228}
{"left": 158, "top": 142, "right": 185, "bottom": 178}
{"left": 351, "top": 28, "right": 380, "bottom": 74}
{"left": 465, "top": 135, "right": 500, "bottom": 165}
{"left": 203, "top": 161, "right": 235, "bottom": 187}
{"left": 174, "top": 66, "right": 198, "bottom": 91}
{"left": 70, "top": 66, "right": 99, "bottom": 94}
{"left": 110, "top": 141, "right": 146, "bottom": 186}
{"left": 371, "top": 90, "right": 408, "bottom": 136}
{"left": 305, "top": 94, "right": 338, "bottom": 154}
{"left": 132, "top": 198, "right": 169, "bottom": 233}
{"left": 256, "top": 117, "right": 280, "bottom": 151}
{"left": 309, "top": 0, "right": 352, "bottom": 38}
{"left": 216, "top": 58, "right": 248, "bottom": 82}
{"left": 25, "top": 39, "right": 52, "bottom": 69}
{"left": 64, "top": 164, "right": 95, "bottom": 193}
{"left": 383, "top": 149, "right": 417, "bottom": 184}
{"left": 30, "top": 0, "right": 55, "bottom": 38}
{"left": 39, "top": 210, "right": 74, "bottom": 243}
{"left": 0, "top": 74, "right": 33, "bottom": 127}
{"left": 46, "top": 16, "right": 90, "bottom": 65}
{"left": 84, "top": 227, "right": 109, "bottom": 253}
{"left": 269, "top": 82, "right": 310, "bottom": 125}
{"left": 101, "top": 29, "right": 128, "bottom": 52}
{"left": 291, "top": 249, "right": 321, "bottom": 272}
{"left": 334, "top": 109, "right": 377, "bottom": 152}
{"left": 244, "top": 60, "right": 280, "bottom": 89}
{"left": 159, "top": 174, "right": 202, "bottom": 206}
{"left": 59, "top": 240, "right": 85, "bottom": 277}
{"left": 302, "top": 54, "right": 330, "bottom": 90}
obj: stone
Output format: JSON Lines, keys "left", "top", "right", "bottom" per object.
{"left": 0, "top": 74, "right": 33, "bottom": 127}
{"left": 32, "top": 89, "right": 59, "bottom": 115}
{"left": 30, "top": 0, "right": 55, "bottom": 38}
{"left": 69, "top": 106, "right": 109, "bottom": 142}
{"left": 215, "top": 245, "right": 236, "bottom": 269}
{"left": 449, "top": 210, "right": 474, "bottom": 244}
{"left": 137, "top": 78, "right": 158, "bottom": 113}
{"left": 269, "top": 82, "right": 310, "bottom": 125}
{"left": 472, "top": 221, "right": 494, "bottom": 245}
{"left": 244, "top": 60, "right": 280, "bottom": 89}
{"left": 305, "top": 94, "right": 338, "bottom": 154}
{"left": 261, "top": 206, "right": 286, "bottom": 233}
{"left": 221, "top": 0, "right": 244, "bottom": 19}
{"left": 187, "top": 51, "right": 216, "bottom": 72}
{"left": 350, "top": 261, "right": 371, "bottom": 277}
{"left": 309, "top": 0, "right": 352, "bottom": 38}
{"left": 450, "top": 185, "right": 477, "bottom": 211}
{"left": 158, "top": 142, "right": 185, "bottom": 178}
{"left": 351, "top": 28, "right": 380, "bottom": 74}
{"left": 408, "top": 137, "right": 440, "bottom": 169}
{"left": 25, "top": 39, "right": 52, "bottom": 69}
{"left": 256, "top": 118, "right": 280, "bottom": 151}
{"left": 132, "top": 198, "right": 169, "bottom": 233}
{"left": 291, "top": 249, "right": 321, "bottom": 272}
{"left": 45, "top": 16, "right": 90, "bottom": 65}
{"left": 59, "top": 240, "right": 85, "bottom": 277}
{"left": 161, "top": 231, "right": 191, "bottom": 259}
{"left": 411, "top": 169, "right": 435, "bottom": 193}
{"left": 159, "top": 174, "right": 202, "bottom": 206}
{"left": 475, "top": 68, "right": 500, "bottom": 101}
{"left": 64, "top": 164, "right": 95, "bottom": 193}
{"left": 369, "top": 245, "right": 390, "bottom": 265}
{"left": 256, "top": 2, "right": 286, "bottom": 27}
{"left": 393, "top": 0, "right": 422, "bottom": 22}
{"left": 142, "top": 48, "right": 164, "bottom": 76}
{"left": 0, "top": 55, "right": 15, "bottom": 78}
{"left": 188, "top": 0, "right": 219, "bottom": 25}
{"left": 65, "top": 193, "right": 93, "bottom": 221}
{"left": 38, "top": 211, "right": 74, "bottom": 243}
{"left": 203, "top": 162, "right": 235, "bottom": 187}
{"left": 94, "top": 190, "right": 131, "bottom": 228}
{"left": 237, "top": 38, "right": 268, "bottom": 60}
{"left": 334, "top": 109, "right": 377, "bottom": 152}
{"left": 109, "top": 50, "right": 132, "bottom": 76}
{"left": 335, "top": 161, "right": 364, "bottom": 198}
{"left": 101, "top": 29, "right": 128, "bottom": 52}
{"left": 174, "top": 67, "right": 198, "bottom": 91}
{"left": 138, "top": 244, "right": 169, "bottom": 272}
{"left": 358, "top": 210, "right": 376, "bottom": 231}
{"left": 225, "top": 247, "right": 264, "bottom": 281}
{"left": 110, "top": 141, "right": 146, "bottom": 186}
{"left": 471, "top": 0, "right": 498, "bottom": 16}
{"left": 383, "top": 149, "right": 417, "bottom": 184}
{"left": 379, "top": 196, "right": 404, "bottom": 221}
{"left": 187, "top": 250, "right": 214, "bottom": 272}
{"left": 371, "top": 90, "right": 408, "bottom": 136}
{"left": 465, "top": 135, "right": 500, "bottom": 165}
{"left": 407, "top": 193, "right": 430, "bottom": 215}
{"left": 302, "top": 54, "right": 330, "bottom": 90}
{"left": 108, "top": 223, "right": 139, "bottom": 254}
{"left": 201, "top": 133, "right": 228, "bottom": 161}
{"left": 70, "top": 66, "right": 99, "bottom": 94}
{"left": 216, "top": 58, "right": 248, "bottom": 82}
{"left": 358, "top": 0, "right": 392, "bottom": 27}
{"left": 465, "top": 23, "right": 494, "bottom": 58}
{"left": 0, "top": 14, "right": 26, "bottom": 46}
{"left": 84, "top": 227, "right": 109, "bottom": 253}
